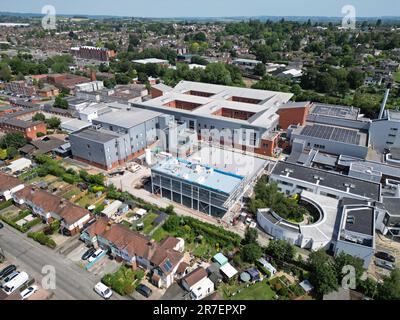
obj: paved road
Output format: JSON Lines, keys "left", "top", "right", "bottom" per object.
{"left": 0, "top": 225, "right": 127, "bottom": 300}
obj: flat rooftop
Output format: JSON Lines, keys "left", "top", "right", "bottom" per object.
{"left": 309, "top": 103, "right": 360, "bottom": 120}
{"left": 140, "top": 80, "right": 293, "bottom": 128}
{"left": 71, "top": 126, "right": 121, "bottom": 143}
{"left": 94, "top": 108, "right": 161, "bottom": 129}
{"left": 152, "top": 157, "right": 244, "bottom": 195}
{"left": 271, "top": 161, "right": 381, "bottom": 200}
{"left": 294, "top": 123, "right": 367, "bottom": 146}
{"left": 382, "top": 197, "right": 400, "bottom": 216}
{"left": 344, "top": 208, "right": 374, "bottom": 236}
{"left": 388, "top": 110, "right": 400, "bottom": 121}
{"left": 188, "top": 145, "right": 268, "bottom": 178}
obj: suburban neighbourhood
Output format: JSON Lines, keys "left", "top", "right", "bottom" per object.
{"left": 0, "top": 1, "right": 399, "bottom": 304}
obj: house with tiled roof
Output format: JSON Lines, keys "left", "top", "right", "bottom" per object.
{"left": 13, "top": 188, "right": 92, "bottom": 235}
{"left": 80, "top": 219, "right": 184, "bottom": 288}
{"left": 0, "top": 173, "right": 25, "bottom": 201}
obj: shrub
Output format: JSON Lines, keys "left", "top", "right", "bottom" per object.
{"left": 51, "top": 220, "right": 61, "bottom": 232}
{"left": 0, "top": 199, "right": 13, "bottom": 210}
{"left": 62, "top": 173, "right": 80, "bottom": 184}
{"left": 27, "top": 231, "right": 56, "bottom": 249}
{"left": 101, "top": 266, "right": 142, "bottom": 296}
{"left": 36, "top": 132, "right": 45, "bottom": 138}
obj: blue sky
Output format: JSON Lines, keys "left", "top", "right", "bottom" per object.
{"left": 1, "top": 0, "right": 399, "bottom": 17}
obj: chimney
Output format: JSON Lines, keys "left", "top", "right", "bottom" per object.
{"left": 90, "top": 71, "right": 97, "bottom": 82}
{"left": 105, "top": 220, "right": 113, "bottom": 231}
{"left": 378, "top": 83, "right": 392, "bottom": 119}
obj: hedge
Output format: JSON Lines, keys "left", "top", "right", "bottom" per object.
{"left": 183, "top": 216, "right": 241, "bottom": 247}
{"left": 0, "top": 199, "right": 13, "bottom": 211}
{"left": 27, "top": 231, "right": 56, "bottom": 249}
{"left": 0, "top": 216, "right": 41, "bottom": 233}
{"left": 102, "top": 266, "right": 144, "bottom": 296}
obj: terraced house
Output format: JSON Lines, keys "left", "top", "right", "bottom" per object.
{"left": 80, "top": 218, "right": 184, "bottom": 288}
{"left": 13, "top": 188, "right": 92, "bottom": 235}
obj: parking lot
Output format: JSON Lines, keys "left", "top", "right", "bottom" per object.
{"left": 367, "top": 234, "right": 400, "bottom": 279}
{"left": 0, "top": 255, "right": 52, "bottom": 300}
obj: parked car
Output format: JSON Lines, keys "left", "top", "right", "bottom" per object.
{"left": 82, "top": 248, "right": 96, "bottom": 261}
{"left": 136, "top": 284, "right": 153, "bottom": 298}
{"left": 2, "top": 271, "right": 29, "bottom": 295}
{"left": 375, "top": 251, "right": 396, "bottom": 263}
{"left": 20, "top": 285, "right": 38, "bottom": 300}
{"left": 0, "top": 265, "right": 17, "bottom": 280}
{"left": 375, "top": 259, "right": 396, "bottom": 271}
{"left": 0, "top": 271, "right": 19, "bottom": 285}
{"left": 0, "top": 221, "right": 4, "bottom": 229}
{"left": 94, "top": 282, "right": 113, "bottom": 299}
{"left": 88, "top": 249, "right": 105, "bottom": 263}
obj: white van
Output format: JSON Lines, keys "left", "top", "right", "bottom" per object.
{"left": 2, "top": 271, "right": 29, "bottom": 295}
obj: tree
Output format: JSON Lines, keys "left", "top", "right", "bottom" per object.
{"left": 266, "top": 239, "right": 295, "bottom": 262}
{"left": 0, "top": 63, "right": 12, "bottom": 82}
{"left": 241, "top": 243, "right": 263, "bottom": 263}
{"left": 243, "top": 228, "right": 258, "bottom": 245}
{"left": 0, "top": 149, "right": 7, "bottom": 160}
{"left": 358, "top": 277, "right": 378, "bottom": 299}
{"left": 254, "top": 63, "right": 266, "bottom": 77}
{"left": 202, "top": 63, "right": 232, "bottom": 85}
{"left": 6, "top": 147, "right": 18, "bottom": 159}
{"left": 334, "top": 251, "right": 364, "bottom": 286}
{"left": 0, "top": 132, "right": 27, "bottom": 149}
{"left": 54, "top": 96, "right": 69, "bottom": 109}
{"left": 377, "top": 268, "right": 400, "bottom": 300}
{"left": 347, "top": 70, "right": 365, "bottom": 90}
{"left": 165, "top": 205, "right": 175, "bottom": 215}
{"left": 164, "top": 215, "right": 181, "bottom": 232}
{"left": 45, "top": 117, "right": 61, "bottom": 129}
{"left": 308, "top": 250, "right": 339, "bottom": 297}
{"left": 32, "top": 112, "right": 46, "bottom": 122}
{"left": 137, "top": 72, "right": 148, "bottom": 83}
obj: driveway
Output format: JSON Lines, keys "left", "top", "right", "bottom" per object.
{"left": 0, "top": 224, "right": 128, "bottom": 300}
{"left": 161, "top": 283, "right": 188, "bottom": 300}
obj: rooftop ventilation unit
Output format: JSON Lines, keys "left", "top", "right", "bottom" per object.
{"left": 346, "top": 215, "right": 355, "bottom": 224}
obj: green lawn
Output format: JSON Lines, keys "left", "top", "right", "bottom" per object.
{"left": 228, "top": 280, "right": 277, "bottom": 300}
{"left": 394, "top": 71, "right": 400, "bottom": 83}
{"left": 140, "top": 212, "right": 159, "bottom": 234}
{"left": 151, "top": 226, "right": 171, "bottom": 242}
{"left": 61, "top": 187, "right": 81, "bottom": 200}
{"left": 75, "top": 192, "right": 98, "bottom": 208}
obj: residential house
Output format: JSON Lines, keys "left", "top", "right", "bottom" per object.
{"left": 0, "top": 173, "right": 25, "bottom": 201}
{"left": 181, "top": 267, "right": 214, "bottom": 300}
{"left": 80, "top": 219, "right": 184, "bottom": 288}
{"left": 13, "top": 188, "right": 92, "bottom": 235}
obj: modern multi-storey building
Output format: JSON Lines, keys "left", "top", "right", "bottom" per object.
{"left": 369, "top": 110, "right": 400, "bottom": 153}
{"left": 270, "top": 161, "right": 381, "bottom": 201}
{"left": 69, "top": 107, "right": 161, "bottom": 170}
{"left": 151, "top": 157, "right": 247, "bottom": 217}
{"left": 134, "top": 81, "right": 297, "bottom": 156}
{"left": 287, "top": 122, "right": 369, "bottom": 159}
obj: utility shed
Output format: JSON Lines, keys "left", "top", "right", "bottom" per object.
{"left": 6, "top": 158, "right": 32, "bottom": 173}
{"left": 213, "top": 253, "right": 228, "bottom": 266}
{"left": 101, "top": 200, "right": 122, "bottom": 217}
{"left": 219, "top": 263, "right": 238, "bottom": 280}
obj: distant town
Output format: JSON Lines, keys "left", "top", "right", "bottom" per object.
{"left": 0, "top": 8, "right": 399, "bottom": 303}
